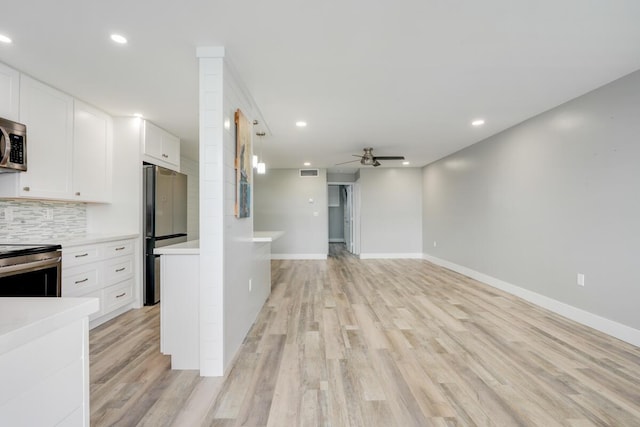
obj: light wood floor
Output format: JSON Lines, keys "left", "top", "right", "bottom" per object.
{"left": 90, "top": 244, "right": 640, "bottom": 426}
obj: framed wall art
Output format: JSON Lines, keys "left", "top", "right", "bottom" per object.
{"left": 234, "top": 109, "right": 252, "bottom": 218}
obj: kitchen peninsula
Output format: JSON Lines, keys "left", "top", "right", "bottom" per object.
{"left": 155, "top": 231, "right": 282, "bottom": 373}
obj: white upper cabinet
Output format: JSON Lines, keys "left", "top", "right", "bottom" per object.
{"left": 11, "top": 75, "right": 74, "bottom": 200}
{"left": 73, "top": 100, "right": 113, "bottom": 202}
{"left": 0, "top": 75, "right": 114, "bottom": 203}
{"left": 143, "top": 120, "right": 180, "bottom": 171}
{"left": 0, "top": 62, "right": 19, "bottom": 121}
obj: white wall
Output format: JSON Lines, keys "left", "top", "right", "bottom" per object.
{"left": 198, "top": 48, "right": 270, "bottom": 375}
{"left": 359, "top": 168, "right": 423, "bottom": 258}
{"left": 198, "top": 51, "right": 226, "bottom": 375}
{"left": 221, "top": 60, "right": 270, "bottom": 368}
{"left": 254, "top": 169, "right": 329, "bottom": 259}
{"left": 86, "top": 117, "right": 142, "bottom": 235}
{"left": 422, "top": 69, "right": 640, "bottom": 341}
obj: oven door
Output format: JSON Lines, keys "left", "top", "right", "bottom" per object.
{"left": 0, "top": 252, "right": 62, "bottom": 297}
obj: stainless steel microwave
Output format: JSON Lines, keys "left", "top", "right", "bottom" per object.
{"left": 0, "top": 117, "right": 27, "bottom": 172}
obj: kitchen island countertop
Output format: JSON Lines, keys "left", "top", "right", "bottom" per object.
{"left": 0, "top": 297, "right": 99, "bottom": 355}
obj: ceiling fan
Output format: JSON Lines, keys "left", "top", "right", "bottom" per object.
{"left": 337, "top": 147, "right": 405, "bottom": 167}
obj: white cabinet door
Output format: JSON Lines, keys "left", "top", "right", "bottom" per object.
{"left": 143, "top": 120, "right": 164, "bottom": 159}
{"left": 17, "top": 75, "right": 74, "bottom": 199}
{"left": 161, "top": 131, "right": 180, "bottom": 167}
{"left": 143, "top": 120, "right": 180, "bottom": 171}
{"left": 73, "top": 100, "right": 113, "bottom": 202}
{"left": 0, "top": 62, "right": 19, "bottom": 121}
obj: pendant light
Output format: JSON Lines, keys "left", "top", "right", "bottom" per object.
{"left": 255, "top": 131, "right": 266, "bottom": 174}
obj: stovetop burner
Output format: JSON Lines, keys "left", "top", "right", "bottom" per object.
{"left": 0, "top": 244, "right": 62, "bottom": 259}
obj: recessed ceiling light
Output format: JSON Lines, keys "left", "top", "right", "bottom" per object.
{"left": 0, "top": 34, "right": 12, "bottom": 44}
{"left": 471, "top": 119, "right": 485, "bottom": 126}
{"left": 303, "top": 162, "right": 311, "bottom": 166}
{"left": 295, "top": 121, "right": 307, "bottom": 127}
{"left": 110, "top": 34, "right": 128, "bottom": 44}
{"left": 402, "top": 161, "right": 410, "bottom": 166}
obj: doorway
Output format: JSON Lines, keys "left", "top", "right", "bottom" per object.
{"left": 328, "top": 183, "right": 359, "bottom": 256}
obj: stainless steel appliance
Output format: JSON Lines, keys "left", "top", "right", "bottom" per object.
{"left": 143, "top": 164, "right": 187, "bottom": 305}
{"left": 0, "top": 117, "right": 27, "bottom": 173}
{"left": 0, "top": 244, "right": 62, "bottom": 296}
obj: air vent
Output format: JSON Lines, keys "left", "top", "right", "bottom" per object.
{"left": 299, "top": 169, "right": 319, "bottom": 177}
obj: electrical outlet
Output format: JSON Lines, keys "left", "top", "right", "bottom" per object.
{"left": 577, "top": 273, "right": 585, "bottom": 287}
{"left": 44, "top": 208, "right": 54, "bottom": 220}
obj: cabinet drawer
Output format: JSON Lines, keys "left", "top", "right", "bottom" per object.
{"left": 105, "top": 240, "right": 134, "bottom": 258}
{"left": 62, "top": 265, "right": 101, "bottom": 296}
{"left": 103, "top": 280, "right": 134, "bottom": 312}
{"left": 62, "top": 245, "right": 101, "bottom": 268}
{"left": 104, "top": 256, "right": 133, "bottom": 285}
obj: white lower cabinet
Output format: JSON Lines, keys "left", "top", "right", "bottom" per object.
{"left": 103, "top": 279, "right": 134, "bottom": 313}
{"left": 62, "top": 238, "right": 136, "bottom": 327}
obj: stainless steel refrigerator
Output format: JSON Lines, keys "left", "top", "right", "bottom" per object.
{"left": 143, "top": 164, "right": 188, "bottom": 305}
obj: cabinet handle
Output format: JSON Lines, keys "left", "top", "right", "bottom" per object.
{"left": 115, "top": 247, "right": 125, "bottom": 251}
{"left": 75, "top": 278, "right": 89, "bottom": 284}
{"left": 75, "top": 192, "right": 81, "bottom": 196}
{"left": 115, "top": 267, "right": 126, "bottom": 272}
{"left": 115, "top": 292, "right": 127, "bottom": 298}
{"left": 162, "top": 153, "right": 169, "bottom": 158}
{"left": 23, "top": 186, "right": 30, "bottom": 191}
{"left": 75, "top": 253, "right": 89, "bottom": 258}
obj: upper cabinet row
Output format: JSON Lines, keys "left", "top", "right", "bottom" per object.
{"left": 0, "top": 62, "right": 19, "bottom": 121}
{"left": 142, "top": 120, "right": 180, "bottom": 171}
{"left": 0, "top": 61, "right": 182, "bottom": 201}
{"left": 0, "top": 71, "right": 113, "bottom": 202}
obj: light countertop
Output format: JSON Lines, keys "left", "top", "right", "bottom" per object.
{"left": 154, "top": 231, "right": 283, "bottom": 255}
{"left": 0, "top": 297, "right": 99, "bottom": 355}
{"left": 154, "top": 240, "right": 200, "bottom": 255}
{"left": 58, "top": 233, "right": 140, "bottom": 247}
{"left": 253, "top": 231, "right": 284, "bottom": 242}
{"left": 15, "top": 233, "right": 139, "bottom": 248}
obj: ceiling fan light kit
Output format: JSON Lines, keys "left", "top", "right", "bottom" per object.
{"left": 337, "top": 147, "right": 405, "bottom": 167}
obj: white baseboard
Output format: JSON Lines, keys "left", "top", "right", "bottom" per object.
{"left": 329, "top": 238, "right": 345, "bottom": 243}
{"left": 422, "top": 253, "right": 640, "bottom": 348}
{"left": 271, "top": 253, "right": 328, "bottom": 260}
{"left": 359, "top": 253, "right": 423, "bottom": 260}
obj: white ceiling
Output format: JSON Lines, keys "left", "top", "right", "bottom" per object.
{"left": 2, "top": 1, "right": 640, "bottom": 171}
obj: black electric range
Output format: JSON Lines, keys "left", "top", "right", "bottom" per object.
{"left": 0, "top": 244, "right": 62, "bottom": 297}
{"left": 0, "top": 243, "right": 62, "bottom": 259}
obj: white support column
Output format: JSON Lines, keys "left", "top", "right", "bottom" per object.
{"left": 197, "top": 46, "right": 225, "bottom": 376}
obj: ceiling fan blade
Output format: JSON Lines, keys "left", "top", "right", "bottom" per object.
{"left": 373, "top": 156, "right": 405, "bottom": 160}
{"left": 352, "top": 154, "right": 364, "bottom": 158}
{"left": 335, "top": 159, "right": 361, "bottom": 166}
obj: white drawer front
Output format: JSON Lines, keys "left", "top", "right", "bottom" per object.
{"left": 62, "top": 265, "right": 101, "bottom": 296}
{"left": 103, "top": 280, "right": 134, "bottom": 312}
{"left": 105, "top": 240, "right": 134, "bottom": 259}
{"left": 63, "top": 245, "right": 101, "bottom": 268}
{"left": 104, "top": 256, "right": 133, "bottom": 286}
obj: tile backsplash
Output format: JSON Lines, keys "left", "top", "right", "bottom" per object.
{"left": 0, "top": 200, "right": 86, "bottom": 242}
